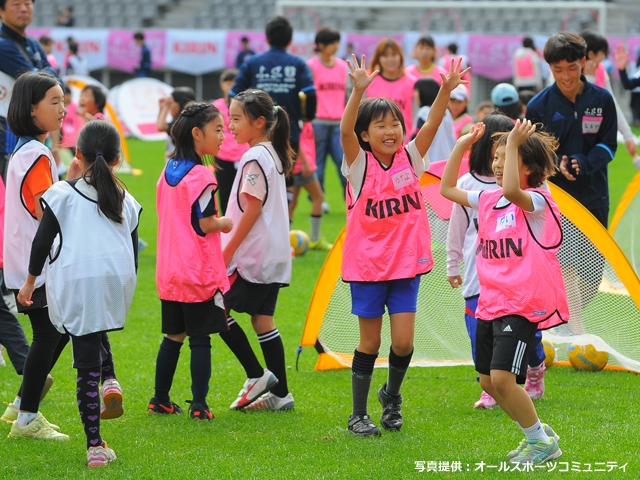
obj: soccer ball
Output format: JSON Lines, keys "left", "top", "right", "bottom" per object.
{"left": 290, "top": 230, "right": 310, "bottom": 256}
{"left": 542, "top": 339, "right": 556, "bottom": 368}
{"left": 567, "top": 343, "right": 608, "bottom": 372}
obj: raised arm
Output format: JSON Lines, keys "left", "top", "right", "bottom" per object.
{"left": 340, "top": 54, "right": 378, "bottom": 167}
{"left": 415, "top": 58, "right": 471, "bottom": 157}
{"left": 503, "top": 119, "right": 535, "bottom": 211}
{"left": 440, "top": 123, "right": 485, "bottom": 207}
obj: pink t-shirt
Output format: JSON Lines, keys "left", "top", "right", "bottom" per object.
{"left": 405, "top": 63, "right": 446, "bottom": 85}
{"left": 212, "top": 98, "right": 250, "bottom": 162}
{"left": 367, "top": 73, "right": 417, "bottom": 136}
{"left": 306, "top": 56, "right": 348, "bottom": 121}
{"left": 61, "top": 102, "right": 85, "bottom": 148}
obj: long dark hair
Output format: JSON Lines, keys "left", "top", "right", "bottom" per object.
{"left": 170, "top": 102, "right": 222, "bottom": 164}
{"left": 76, "top": 120, "right": 126, "bottom": 224}
{"left": 231, "top": 89, "right": 295, "bottom": 175}
{"left": 469, "top": 113, "right": 514, "bottom": 177}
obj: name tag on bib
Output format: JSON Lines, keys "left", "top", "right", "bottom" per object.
{"left": 496, "top": 211, "right": 516, "bottom": 232}
{"left": 582, "top": 115, "right": 602, "bottom": 134}
{"left": 390, "top": 164, "right": 415, "bottom": 191}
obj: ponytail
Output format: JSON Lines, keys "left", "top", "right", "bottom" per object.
{"left": 76, "top": 120, "right": 125, "bottom": 224}
{"left": 232, "top": 90, "right": 295, "bottom": 175}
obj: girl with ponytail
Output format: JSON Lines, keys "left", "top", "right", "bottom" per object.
{"left": 218, "top": 89, "right": 295, "bottom": 411}
{"left": 18, "top": 119, "right": 142, "bottom": 467}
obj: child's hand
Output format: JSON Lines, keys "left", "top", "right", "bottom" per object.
{"left": 159, "top": 96, "right": 167, "bottom": 108}
{"left": 447, "top": 275, "right": 462, "bottom": 289}
{"left": 507, "top": 119, "right": 536, "bottom": 147}
{"left": 440, "top": 57, "right": 471, "bottom": 92}
{"left": 17, "top": 282, "right": 35, "bottom": 307}
{"left": 219, "top": 216, "right": 233, "bottom": 234}
{"left": 347, "top": 54, "right": 378, "bottom": 92}
{"left": 456, "top": 122, "right": 485, "bottom": 150}
{"left": 67, "top": 157, "right": 83, "bottom": 180}
{"left": 614, "top": 44, "right": 629, "bottom": 71}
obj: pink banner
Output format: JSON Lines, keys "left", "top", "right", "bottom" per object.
{"left": 467, "top": 34, "right": 522, "bottom": 81}
{"left": 224, "top": 32, "right": 269, "bottom": 69}
{"left": 344, "top": 34, "right": 405, "bottom": 65}
{"left": 107, "top": 30, "right": 166, "bottom": 73}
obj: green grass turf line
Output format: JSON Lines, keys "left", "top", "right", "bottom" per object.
{"left": 0, "top": 138, "right": 638, "bottom": 478}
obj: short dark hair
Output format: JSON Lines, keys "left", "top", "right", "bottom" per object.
{"left": 82, "top": 85, "right": 106, "bottom": 113}
{"left": 315, "top": 27, "right": 340, "bottom": 47}
{"left": 543, "top": 32, "right": 586, "bottom": 65}
{"left": 266, "top": 16, "right": 293, "bottom": 48}
{"left": 494, "top": 103, "right": 522, "bottom": 122}
{"left": 7, "top": 71, "right": 60, "bottom": 138}
{"left": 580, "top": 29, "right": 609, "bottom": 57}
{"left": 69, "top": 41, "right": 79, "bottom": 55}
{"left": 354, "top": 97, "right": 406, "bottom": 152}
{"left": 219, "top": 68, "right": 238, "bottom": 84}
{"left": 414, "top": 77, "right": 440, "bottom": 108}
{"left": 39, "top": 35, "right": 53, "bottom": 46}
{"left": 134, "top": 31, "right": 145, "bottom": 41}
{"left": 241, "top": 37, "right": 249, "bottom": 43}
{"left": 170, "top": 86, "right": 196, "bottom": 111}
{"left": 518, "top": 89, "right": 537, "bottom": 106}
{"left": 523, "top": 36, "right": 535, "bottom": 49}
{"left": 447, "top": 42, "right": 458, "bottom": 55}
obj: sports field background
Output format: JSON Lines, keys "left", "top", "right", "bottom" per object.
{"left": 0, "top": 134, "right": 638, "bottom": 479}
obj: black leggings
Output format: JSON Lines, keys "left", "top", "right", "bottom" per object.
{"left": 18, "top": 307, "right": 69, "bottom": 413}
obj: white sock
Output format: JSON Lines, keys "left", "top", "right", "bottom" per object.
{"left": 515, "top": 421, "right": 521, "bottom": 429}
{"left": 522, "top": 420, "right": 550, "bottom": 442}
{"left": 16, "top": 411, "right": 38, "bottom": 427}
{"left": 13, "top": 397, "right": 21, "bottom": 409}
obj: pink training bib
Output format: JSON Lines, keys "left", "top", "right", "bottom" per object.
{"left": 405, "top": 63, "right": 446, "bottom": 85}
{"left": 475, "top": 188, "right": 569, "bottom": 329}
{"left": 367, "top": 73, "right": 417, "bottom": 137}
{"left": 293, "top": 122, "right": 317, "bottom": 175}
{"left": 307, "top": 56, "right": 348, "bottom": 121}
{"left": 342, "top": 147, "right": 433, "bottom": 282}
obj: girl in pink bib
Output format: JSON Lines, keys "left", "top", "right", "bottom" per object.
{"left": 150, "top": 102, "right": 233, "bottom": 422}
{"left": 341, "top": 54, "right": 469, "bottom": 437}
{"left": 441, "top": 120, "right": 568, "bottom": 465}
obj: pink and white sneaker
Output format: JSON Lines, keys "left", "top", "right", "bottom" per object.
{"left": 474, "top": 391, "right": 497, "bottom": 409}
{"left": 101, "top": 378, "right": 123, "bottom": 420}
{"left": 524, "top": 363, "right": 546, "bottom": 400}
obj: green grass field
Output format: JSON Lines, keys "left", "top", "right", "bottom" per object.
{"left": 1, "top": 135, "right": 639, "bottom": 479}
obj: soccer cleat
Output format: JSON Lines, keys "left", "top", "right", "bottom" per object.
{"left": 147, "top": 397, "right": 183, "bottom": 415}
{"left": 474, "top": 391, "right": 497, "bottom": 409}
{"left": 347, "top": 414, "right": 382, "bottom": 437}
{"left": 507, "top": 424, "right": 560, "bottom": 459}
{"left": 87, "top": 441, "right": 117, "bottom": 467}
{"left": 187, "top": 401, "right": 214, "bottom": 421}
{"left": 377, "top": 383, "right": 403, "bottom": 431}
{"left": 40, "top": 374, "right": 54, "bottom": 401}
{"left": 244, "top": 392, "right": 294, "bottom": 411}
{"left": 524, "top": 363, "right": 546, "bottom": 400}
{"left": 1, "top": 404, "right": 60, "bottom": 431}
{"left": 510, "top": 436, "right": 562, "bottom": 465}
{"left": 8, "top": 414, "right": 69, "bottom": 440}
{"left": 101, "top": 378, "right": 124, "bottom": 420}
{"left": 308, "top": 237, "right": 333, "bottom": 251}
{"left": 229, "top": 369, "right": 279, "bottom": 409}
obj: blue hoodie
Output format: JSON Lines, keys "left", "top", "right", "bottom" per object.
{"left": 526, "top": 76, "right": 617, "bottom": 213}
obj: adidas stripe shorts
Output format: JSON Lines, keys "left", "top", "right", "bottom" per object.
{"left": 475, "top": 315, "right": 538, "bottom": 385}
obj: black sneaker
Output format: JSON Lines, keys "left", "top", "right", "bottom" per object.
{"left": 347, "top": 414, "right": 381, "bottom": 437}
{"left": 186, "top": 401, "right": 214, "bottom": 421}
{"left": 147, "top": 397, "right": 183, "bottom": 415}
{"left": 378, "top": 383, "right": 403, "bottom": 431}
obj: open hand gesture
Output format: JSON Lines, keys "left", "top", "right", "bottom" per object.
{"left": 614, "top": 44, "right": 629, "bottom": 71}
{"left": 440, "top": 57, "right": 471, "bottom": 93}
{"left": 347, "top": 54, "right": 379, "bottom": 92}
{"left": 508, "top": 119, "right": 536, "bottom": 147}
{"left": 456, "top": 122, "right": 485, "bottom": 150}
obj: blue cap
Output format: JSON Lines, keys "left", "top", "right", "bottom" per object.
{"left": 491, "top": 83, "right": 519, "bottom": 107}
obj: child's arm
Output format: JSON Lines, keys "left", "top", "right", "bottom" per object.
{"left": 156, "top": 96, "right": 171, "bottom": 132}
{"left": 414, "top": 58, "right": 471, "bottom": 158}
{"left": 340, "top": 54, "right": 378, "bottom": 168}
{"left": 503, "top": 119, "right": 536, "bottom": 211}
{"left": 199, "top": 216, "right": 232, "bottom": 234}
{"left": 222, "top": 193, "right": 261, "bottom": 267}
{"left": 440, "top": 123, "right": 485, "bottom": 207}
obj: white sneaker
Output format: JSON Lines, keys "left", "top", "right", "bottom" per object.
{"left": 244, "top": 392, "right": 294, "bottom": 411}
{"left": 87, "top": 441, "right": 117, "bottom": 467}
{"left": 229, "top": 369, "right": 279, "bottom": 409}
{"left": 8, "top": 413, "right": 68, "bottom": 440}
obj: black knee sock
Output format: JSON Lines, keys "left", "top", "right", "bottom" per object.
{"left": 219, "top": 317, "right": 263, "bottom": 379}
{"left": 154, "top": 337, "right": 183, "bottom": 402}
{"left": 77, "top": 367, "right": 102, "bottom": 449}
{"left": 351, "top": 349, "right": 378, "bottom": 416}
{"left": 100, "top": 333, "right": 117, "bottom": 381}
{"left": 189, "top": 336, "right": 211, "bottom": 405}
{"left": 386, "top": 347, "right": 413, "bottom": 396}
{"left": 258, "top": 328, "right": 287, "bottom": 397}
